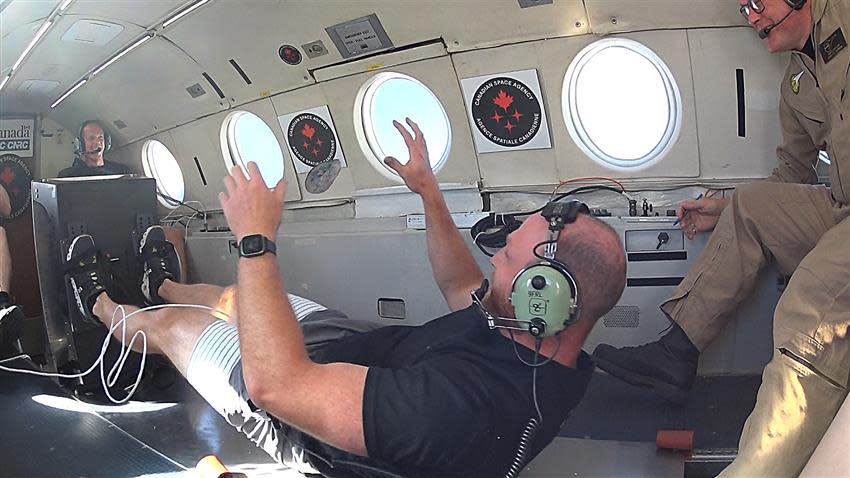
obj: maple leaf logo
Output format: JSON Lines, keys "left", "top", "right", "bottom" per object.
{"left": 493, "top": 90, "right": 514, "bottom": 111}
{"left": 301, "top": 123, "right": 316, "bottom": 139}
{"left": 0, "top": 167, "right": 14, "bottom": 184}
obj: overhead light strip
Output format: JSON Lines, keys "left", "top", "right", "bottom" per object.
{"left": 11, "top": 19, "right": 54, "bottom": 72}
{"left": 45, "top": 0, "right": 212, "bottom": 105}
{"left": 91, "top": 34, "right": 153, "bottom": 77}
{"left": 162, "top": 0, "right": 210, "bottom": 28}
{"left": 0, "top": 0, "right": 75, "bottom": 93}
{"left": 50, "top": 78, "right": 86, "bottom": 108}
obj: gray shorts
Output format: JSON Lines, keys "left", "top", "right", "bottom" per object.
{"left": 185, "top": 294, "right": 380, "bottom": 473}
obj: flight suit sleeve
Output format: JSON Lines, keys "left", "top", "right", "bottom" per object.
{"left": 768, "top": 93, "right": 819, "bottom": 185}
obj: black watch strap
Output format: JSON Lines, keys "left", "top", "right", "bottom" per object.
{"left": 238, "top": 234, "right": 277, "bottom": 258}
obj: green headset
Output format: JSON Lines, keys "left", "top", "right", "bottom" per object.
{"left": 472, "top": 200, "right": 589, "bottom": 338}
{"left": 510, "top": 200, "right": 588, "bottom": 337}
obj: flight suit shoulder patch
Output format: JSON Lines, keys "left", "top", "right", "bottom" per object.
{"left": 819, "top": 28, "right": 847, "bottom": 63}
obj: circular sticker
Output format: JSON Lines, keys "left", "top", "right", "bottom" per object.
{"left": 287, "top": 113, "right": 337, "bottom": 168}
{"left": 470, "top": 77, "right": 542, "bottom": 147}
{"left": 0, "top": 154, "right": 32, "bottom": 220}
{"left": 305, "top": 159, "right": 341, "bottom": 195}
{"left": 279, "top": 44, "right": 302, "bottom": 66}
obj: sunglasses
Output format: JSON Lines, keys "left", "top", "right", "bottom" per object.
{"left": 740, "top": 0, "right": 766, "bottom": 18}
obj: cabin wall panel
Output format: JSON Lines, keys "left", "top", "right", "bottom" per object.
{"left": 270, "top": 84, "right": 356, "bottom": 205}
{"left": 585, "top": 0, "right": 746, "bottom": 35}
{"left": 166, "top": 114, "right": 231, "bottom": 212}
{"left": 159, "top": 1, "right": 317, "bottom": 107}
{"left": 689, "top": 28, "right": 787, "bottom": 180}
{"left": 319, "top": 55, "right": 479, "bottom": 192}
{"left": 39, "top": 117, "right": 79, "bottom": 179}
{"left": 453, "top": 30, "right": 700, "bottom": 189}
{"left": 50, "top": 38, "right": 229, "bottom": 150}
{"left": 166, "top": 100, "right": 302, "bottom": 212}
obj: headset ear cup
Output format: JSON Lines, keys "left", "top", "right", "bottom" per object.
{"left": 786, "top": 0, "right": 806, "bottom": 9}
{"left": 510, "top": 262, "right": 578, "bottom": 337}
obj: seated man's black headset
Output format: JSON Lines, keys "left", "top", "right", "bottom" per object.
{"left": 72, "top": 120, "right": 112, "bottom": 162}
{"left": 472, "top": 200, "right": 589, "bottom": 338}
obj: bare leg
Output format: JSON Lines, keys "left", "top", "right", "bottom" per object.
{"left": 92, "top": 292, "right": 217, "bottom": 376}
{"left": 0, "top": 227, "right": 11, "bottom": 292}
{"left": 158, "top": 279, "right": 237, "bottom": 325}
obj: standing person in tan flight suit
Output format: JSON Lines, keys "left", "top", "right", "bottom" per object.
{"left": 594, "top": 0, "right": 850, "bottom": 476}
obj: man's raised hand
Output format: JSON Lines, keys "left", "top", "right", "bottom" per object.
{"left": 383, "top": 118, "right": 439, "bottom": 196}
{"left": 219, "top": 162, "right": 285, "bottom": 242}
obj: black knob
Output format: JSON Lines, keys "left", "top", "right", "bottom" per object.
{"left": 656, "top": 232, "right": 670, "bottom": 250}
{"left": 531, "top": 275, "right": 547, "bottom": 290}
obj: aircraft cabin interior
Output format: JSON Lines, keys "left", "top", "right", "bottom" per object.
{"left": 0, "top": 0, "right": 848, "bottom": 477}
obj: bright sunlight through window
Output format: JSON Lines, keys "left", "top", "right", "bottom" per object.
{"left": 221, "top": 111, "right": 285, "bottom": 186}
{"left": 142, "top": 139, "right": 185, "bottom": 209}
{"left": 355, "top": 72, "right": 451, "bottom": 182}
{"left": 562, "top": 38, "right": 682, "bottom": 170}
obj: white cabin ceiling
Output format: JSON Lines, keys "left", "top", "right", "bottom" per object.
{"left": 1, "top": 0, "right": 747, "bottom": 147}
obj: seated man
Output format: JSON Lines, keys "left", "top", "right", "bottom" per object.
{"left": 0, "top": 182, "right": 24, "bottom": 358}
{"left": 58, "top": 120, "right": 132, "bottom": 178}
{"left": 63, "top": 119, "right": 626, "bottom": 477}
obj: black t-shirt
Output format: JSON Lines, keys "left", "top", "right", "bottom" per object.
{"left": 57, "top": 160, "right": 133, "bottom": 178}
{"left": 291, "top": 305, "right": 594, "bottom": 478}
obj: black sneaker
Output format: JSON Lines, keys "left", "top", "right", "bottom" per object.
{"left": 0, "top": 291, "right": 13, "bottom": 309}
{"left": 0, "top": 303, "right": 24, "bottom": 356}
{"left": 139, "top": 226, "right": 181, "bottom": 305}
{"left": 64, "top": 234, "right": 107, "bottom": 321}
{"left": 592, "top": 322, "right": 699, "bottom": 404}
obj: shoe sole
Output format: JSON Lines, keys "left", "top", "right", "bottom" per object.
{"left": 593, "top": 355, "right": 688, "bottom": 404}
{"left": 66, "top": 234, "right": 94, "bottom": 262}
{"left": 140, "top": 226, "right": 182, "bottom": 281}
{"left": 65, "top": 234, "right": 98, "bottom": 320}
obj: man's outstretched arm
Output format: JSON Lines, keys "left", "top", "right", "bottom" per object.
{"left": 220, "top": 162, "right": 369, "bottom": 457}
{"left": 384, "top": 118, "right": 483, "bottom": 311}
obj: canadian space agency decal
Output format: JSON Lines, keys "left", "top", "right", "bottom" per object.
{"left": 471, "top": 77, "right": 541, "bottom": 147}
{"left": 287, "top": 113, "right": 337, "bottom": 168}
{"left": 0, "top": 154, "right": 33, "bottom": 220}
{"left": 461, "top": 69, "right": 551, "bottom": 153}
{"left": 278, "top": 105, "right": 347, "bottom": 177}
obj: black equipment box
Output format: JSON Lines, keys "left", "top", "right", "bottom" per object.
{"left": 32, "top": 176, "right": 158, "bottom": 395}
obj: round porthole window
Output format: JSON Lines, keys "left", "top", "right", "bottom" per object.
{"left": 221, "top": 111, "right": 285, "bottom": 185}
{"left": 142, "top": 139, "right": 185, "bottom": 208}
{"left": 354, "top": 72, "right": 452, "bottom": 182}
{"left": 562, "top": 38, "right": 682, "bottom": 170}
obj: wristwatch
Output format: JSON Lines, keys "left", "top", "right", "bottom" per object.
{"left": 238, "top": 234, "right": 277, "bottom": 258}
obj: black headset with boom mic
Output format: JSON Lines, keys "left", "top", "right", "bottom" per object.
{"left": 758, "top": 0, "right": 807, "bottom": 39}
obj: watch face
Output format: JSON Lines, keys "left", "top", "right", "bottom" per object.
{"left": 241, "top": 235, "right": 264, "bottom": 255}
